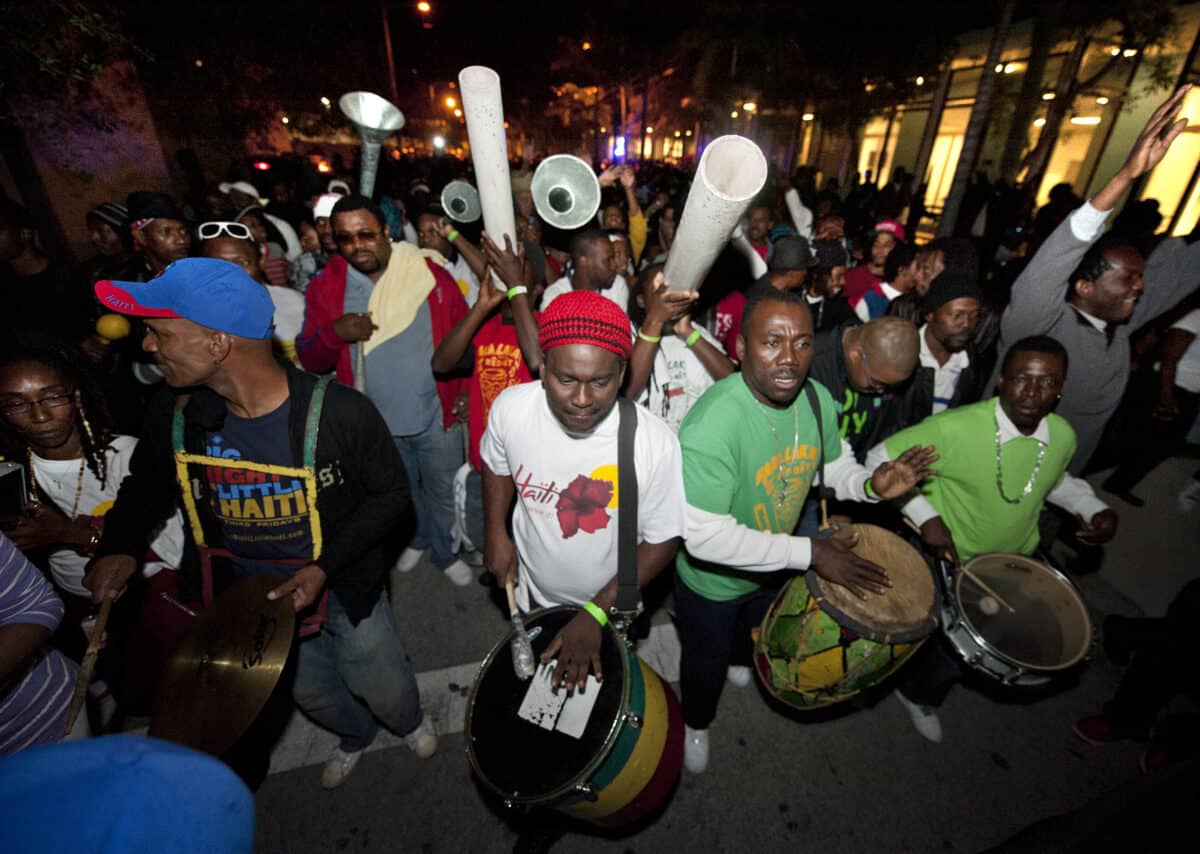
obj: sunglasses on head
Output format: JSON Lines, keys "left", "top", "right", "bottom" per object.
{"left": 198, "top": 221, "right": 253, "bottom": 241}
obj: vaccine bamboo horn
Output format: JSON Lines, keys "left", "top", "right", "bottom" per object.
{"left": 339, "top": 91, "right": 405, "bottom": 198}
{"left": 441, "top": 180, "right": 482, "bottom": 223}
{"left": 663, "top": 135, "right": 768, "bottom": 292}
{"left": 531, "top": 154, "right": 601, "bottom": 231}
{"left": 457, "top": 66, "right": 517, "bottom": 249}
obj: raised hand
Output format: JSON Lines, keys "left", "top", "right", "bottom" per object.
{"left": 1118, "top": 85, "right": 1191, "bottom": 180}
{"left": 480, "top": 232, "right": 526, "bottom": 290}
{"left": 869, "top": 444, "right": 939, "bottom": 499}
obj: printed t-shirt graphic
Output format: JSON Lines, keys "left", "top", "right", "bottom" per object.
{"left": 468, "top": 313, "right": 538, "bottom": 471}
{"left": 204, "top": 400, "right": 313, "bottom": 564}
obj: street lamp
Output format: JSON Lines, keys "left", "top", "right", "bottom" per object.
{"left": 445, "top": 95, "right": 457, "bottom": 109}
{"left": 432, "top": 135, "right": 445, "bottom": 150}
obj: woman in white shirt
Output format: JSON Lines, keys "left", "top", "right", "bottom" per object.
{"left": 0, "top": 337, "right": 186, "bottom": 717}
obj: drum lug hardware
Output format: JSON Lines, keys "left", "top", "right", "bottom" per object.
{"left": 625, "top": 713, "right": 642, "bottom": 729}
{"left": 575, "top": 783, "right": 598, "bottom": 802}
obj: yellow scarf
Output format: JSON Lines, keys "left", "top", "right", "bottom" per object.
{"left": 364, "top": 241, "right": 448, "bottom": 355}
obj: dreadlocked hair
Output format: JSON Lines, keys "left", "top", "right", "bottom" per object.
{"left": 0, "top": 333, "right": 115, "bottom": 489}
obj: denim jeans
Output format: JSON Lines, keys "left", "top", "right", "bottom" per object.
{"left": 464, "top": 467, "right": 485, "bottom": 553}
{"left": 394, "top": 419, "right": 464, "bottom": 569}
{"left": 292, "top": 591, "right": 424, "bottom": 752}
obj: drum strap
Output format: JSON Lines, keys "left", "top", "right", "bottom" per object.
{"left": 615, "top": 398, "right": 640, "bottom": 617}
{"left": 802, "top": 381, "right": 828, "bottom": 528}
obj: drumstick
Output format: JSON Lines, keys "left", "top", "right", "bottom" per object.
{"left": 901, "top": 518, "right": 1015, "bottom": 613}
{"left": 505, "top": 577, "right": 536, "bottom": 680}
{"left": 63, "top": 597, "right": 112, "bottom": 737}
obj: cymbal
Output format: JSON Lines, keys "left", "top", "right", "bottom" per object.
{"left": 149, "top": 575, "right": 295, "bottom": 756}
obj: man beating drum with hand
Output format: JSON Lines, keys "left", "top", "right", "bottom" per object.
{"left": 481, "top": 289, "right": 686, "bottom": 692}
{"left": 675, "top": 288, "right": 938, "bottom": 774}
{"left": 866, "top": 335, "right": 1118, "bottom": 742}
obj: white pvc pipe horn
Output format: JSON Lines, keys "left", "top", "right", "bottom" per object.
{"left": 531, "top": 154, "right": 602, "bottom": 231}
{"left": 458, "top": 66, "right": 518, "bottom": 249}
{"left": 663, "top": 135, "right": 768, "bottom": 292}
{"left": 442, "top": 180, "right": 482, "bottom": 223}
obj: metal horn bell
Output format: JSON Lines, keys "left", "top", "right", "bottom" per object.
{"left": 531, "top": 154, "right": 601, "bottom": 231}
{"left": 441, "top": 180, "right": 482, "bottom": 223}
{"left": 339, "top": 91, "right": 405, "bottom": 198}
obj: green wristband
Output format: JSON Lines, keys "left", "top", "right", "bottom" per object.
{"left": 447, "top": 229, "right": 460, "bottom": 243}
{"left": 685, "top": 328, "right": 702, "bottom": 347}
{"left": 637, "top": 329, "right": 662, "bottom": 344}
{"left": 865, "top": 478, "right": 878, "bottom": 499}
{"left": 582, "top": 601, "right": 608, "bottom": 626}
{"left": 506, "top": 285, "right": 528, "bottom": 300}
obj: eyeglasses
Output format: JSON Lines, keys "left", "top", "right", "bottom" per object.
{"left": 0, "top": 390, "right": 75, "bottom": 417}
{"left": 198, "top": 221, "right": 253, "bottom": 241}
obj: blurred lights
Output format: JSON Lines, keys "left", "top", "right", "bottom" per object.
{"left": 445, "top": 95, "right": 457, "bottom": 109}
{"left": 1041, "top": 92, "right": 1055, "bottom": 100}
{"left": 730, "top": 110, "right": 738, "bottom": 118}
{"left": 194, "top": 59, "right": 204, "bottom": 68}
{"left": 802, "top": 112, "right": 815, "bottom": 121}
{"left": 582, "top": 41, "right": 592, "bottom": 51}
{"left": 685, "top": 129, "right": 693, "bottom": 136}
{"left": 1003, "top": 63, "right": 1020, "bottom": 74}
{"left": 417, "top": 1, "right": 431, "bottom": 12}
{"left": 252, "top": 161, "right": 271, "bottom": 171}
{"left": 646, "top": 127, "right": 654, "bottom": 134}
{"left": 1110, "top": 46, "right": 1122, "bottom": 56}
{"left": 432, "top": 135, "right": 445, "bottom": 149}
{"left": 1096, "top": 96, "right": 1110, "bottom": 105}
{"left": 915, "top": 76, "right": 925, "bottom": 86}
{"left": 995, "top": 64, "right": 1004, "bottom": 73}
{"left": 281, "top": 116, "right": 290, "bottom": 124}
{"left": 316, "top": 161, "right": 332, "bottom": 173}
{"left": 453, "top": 108, "right": 462, "bottom": 117}
{"left": 614, "top": 136, "right": 626, "bottom": 158}
{"left": 674, "top": 130, "right": 681, "bottom": 137}
{"left": 1123, "top": 48, "right": 1138, "bottom": 57}
{"left": 1070, "top": 116, "right": 1102, "bottom": 125}
{"left": 742, "top": 101, "right": 757, "bottom": 112}
{"left": 1033, "top": 118, "right": 1047, "bottom": 127}
{"left": 600, "top": 126, "right": 607, "bottom": 133}
{"left": 320, "top": 96, "right": 331, "bottom": 107}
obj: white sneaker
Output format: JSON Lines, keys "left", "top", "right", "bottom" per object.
{"left": 395, "top": 547, "right": 425, "bottom": 573}
{"left": 442, "top": 559, "right": 473, "bottom": 587}
{"left": 684, "top": 726, "right": 709, "bottom": 773}
{"left": 895, "top": 691, "right": 943, "bottom": 743}
{"left": 404, "top": 712, "right": 439, "bottom": 759}
{"left": 461, "top": 548, "right": 485, "bottom": 567}
{"left": 321, "top": 746, "right": 363, "bottom": 789}
{"left": 726, "top": 665, "right": 752, "bottom": 688}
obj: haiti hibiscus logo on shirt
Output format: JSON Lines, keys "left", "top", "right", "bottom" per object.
{"left": 556, "top": 474, "right": 613, "bottom": 538}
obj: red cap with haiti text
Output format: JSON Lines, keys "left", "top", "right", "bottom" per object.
{"left": 538, "top": 290, "right": 633, "bottom": 360}
{"left": 873, "top": 220, "right": 906, "bottom": 241}
{"left": 95, "top": 258, "right": 275, "bottom": 340}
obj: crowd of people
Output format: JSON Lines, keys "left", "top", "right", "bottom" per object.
{"left": 0, "top": 81, "right": 1198, "bottom": 851}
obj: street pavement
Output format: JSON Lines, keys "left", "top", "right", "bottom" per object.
{"left": 252, "top": 457, "right": 1199, "bottom": 854}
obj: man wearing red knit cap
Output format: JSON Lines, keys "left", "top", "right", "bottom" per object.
{"left": 480, "top": 290, "right": 686, "bottom": 692}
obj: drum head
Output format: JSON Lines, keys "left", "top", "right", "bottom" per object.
{"left": 956, "top": 554, "right": 1092, "bottom": 671}
{"left": 467, "top": 606, "right": 627, "bottom": 802}
{"left": 806, "top": 524, "right": 937, "bottom": 643}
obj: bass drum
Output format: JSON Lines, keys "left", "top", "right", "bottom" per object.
{"left": 466, "top": 606, "right": 683, "bottom": 827}
{"left": 940, "top": 553, "right": 1093, "bottom": 687}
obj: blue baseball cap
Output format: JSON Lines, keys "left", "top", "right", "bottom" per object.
{"left": 95, "top": 257, "right": 275, "bottom": 339}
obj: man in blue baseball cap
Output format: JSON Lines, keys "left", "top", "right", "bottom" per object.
{"left": 87, "top": 258, "right": 439, "bottom": 789}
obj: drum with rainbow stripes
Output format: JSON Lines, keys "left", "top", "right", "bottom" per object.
{"left": 467, "top": 606, "right": 683, "bottom": 826}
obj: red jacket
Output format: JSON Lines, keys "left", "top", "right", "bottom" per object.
{"left": 296, "top": 254, "right": 468, "bottom": 430}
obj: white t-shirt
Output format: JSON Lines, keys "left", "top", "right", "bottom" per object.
{"left": 480, "top": 381, "right": 686, "bottom": 611}
{"left": 540, "top": 274, "right": 630, "bottom": 313}
{"left": 32, "top": 435, "right": 185, "bottom": 597}
{"left": 440, "top": 254, "right": 481, "bottom": 307}
{"left": 267, "top": 285, "right": 306, "bottom": 344}
{"left": 1171, "top": 309, "right": 1200, "bottom": 393}
{"left": 635, "top": 323, "right": 722, "bottom": 433}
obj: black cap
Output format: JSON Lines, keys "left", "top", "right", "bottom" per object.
{"left": 768, "top": 235, "right": 817, "bottom": 271}
{"left": 812, "top": 238, "right": 848, "bottom": 270}
{"left": 125, "top": 191, "right": 186, "bottom": 223}
{"left": 922, "top": 272, "right": 983, "bottom": 313}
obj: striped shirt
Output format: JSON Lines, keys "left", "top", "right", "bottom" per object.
{"left": 0, "top": 533, "right": 77, "bottom": 756}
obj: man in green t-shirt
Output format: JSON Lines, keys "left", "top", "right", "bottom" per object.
{"left": 865, "top": 335, "right": 1118, "bottom": 742}
{"left": 675, "top": 288, "right": 937, "bottom": 774}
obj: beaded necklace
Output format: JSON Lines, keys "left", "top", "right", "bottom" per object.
{"left": 994, "top": 409, "right": 1046, "bottom": 504}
